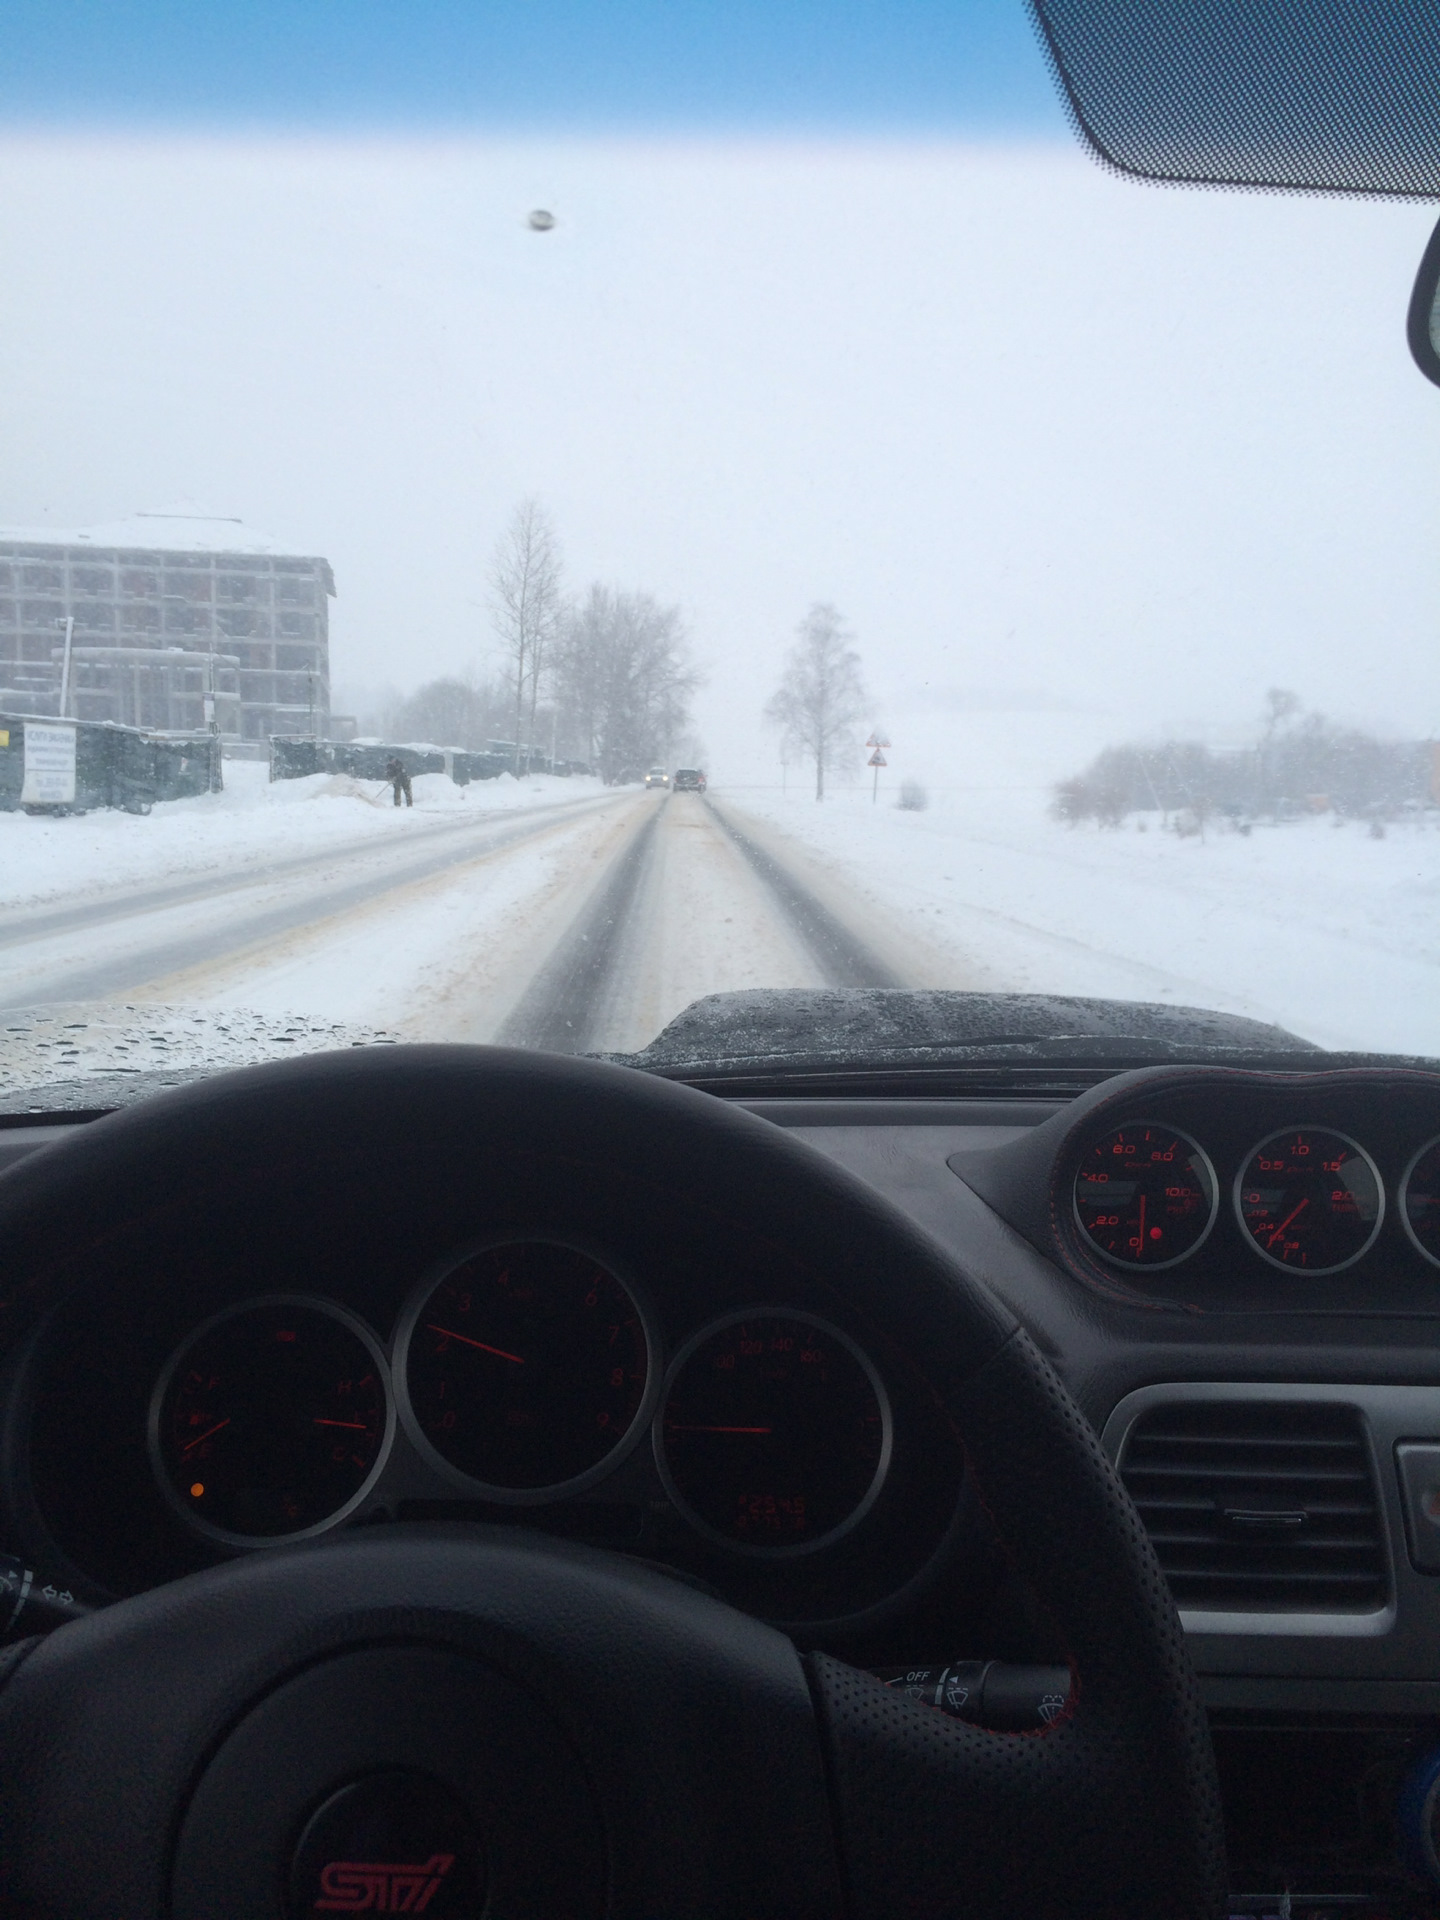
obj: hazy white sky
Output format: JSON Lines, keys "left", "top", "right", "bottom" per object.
{"left": 0, "top": 132, "right": 1436, "bottom": 781}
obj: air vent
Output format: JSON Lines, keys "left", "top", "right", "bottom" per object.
{"left": 1119, "top": 1401, "right": 1386, "bottom": 1613}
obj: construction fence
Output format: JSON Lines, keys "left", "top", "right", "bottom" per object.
{"left": 0, "top": 713, "right": 221, "bottom": 815}
{"left": 268, "top": 737, "right": 581, "bottom": 786}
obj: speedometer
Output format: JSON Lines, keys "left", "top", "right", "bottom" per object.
{"left": 1235, "top": 1128, "right": 1383, "bottom": 1273}
{"left": 655, "top": 1310, "right": 891, "bottom": 1557}
{"left": 397, "top": 1239, "right": 656, "bottom": 1498}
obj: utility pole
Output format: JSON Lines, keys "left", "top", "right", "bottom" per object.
{"left": 55, "top": 617, "right": 75, "bottom": 719}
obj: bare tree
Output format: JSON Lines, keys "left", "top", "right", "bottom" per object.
{"left": 764, "top": 602, "right": 867, "bottom": 800}
{"left": 551, "top": 584, "right": 701, "bottom": 782}
{"left": 489, "top": 498, "right": 564, "bottom": 771}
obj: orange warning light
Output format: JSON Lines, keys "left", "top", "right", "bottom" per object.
{"left": 189, "top": 1482, "right": 205, "bottom": 1498}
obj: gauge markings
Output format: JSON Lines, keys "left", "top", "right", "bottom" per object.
{"left": 151, "top": 1298, "right": 390, "bottom": 1544}
{"left": 1073, "top": 1123, "right": 1217, "bottom": 1270}
{"left": 1234, "top": 1128, "right": 1382, "bottom": 1273}
{"left": 400, "top": 1240, "right": 654, "bottom": 1498}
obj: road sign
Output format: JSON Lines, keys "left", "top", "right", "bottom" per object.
{"left": 864, "top": 732, "right": 891, "bottom": 749}
{"left": 867, "top": 750, "right": 887, "bottom": 767}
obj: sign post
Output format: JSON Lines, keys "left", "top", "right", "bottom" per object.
{"left": 865, "top": 732, "right": 891, "bottom": 804}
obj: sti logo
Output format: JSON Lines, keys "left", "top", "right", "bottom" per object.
{"left": 314, "top": 1851, "right": 455, "bottom": 1912}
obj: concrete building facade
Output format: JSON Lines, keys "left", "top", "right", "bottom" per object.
{"left": 0, "top": 507, "right": 334, "bottom": 740}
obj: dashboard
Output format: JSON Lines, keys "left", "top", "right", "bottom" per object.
{"left": 7, "top": 1056, "right": 1440, "bottom": 1907}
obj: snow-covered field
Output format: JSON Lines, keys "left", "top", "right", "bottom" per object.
{"left": 727, "top": 781, "right": 1440, "bottom": 1057}
{"left": 0, "top": 760, "right": 605, "bottom": 914}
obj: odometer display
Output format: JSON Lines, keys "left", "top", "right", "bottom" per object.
{"left": 1235, "top": 1128, "right": 1383, "bottom": 1272}
{"left": 656, "top": 1311, "right": 890, "bottom": 1556}
{"left": 1401, "top": 1137, "right": 1440, "bottom": 1270}
{"left": 1073, "top": 1123, "right": 1217, "bottom": 1269}
{"left": 151, "top": 1297, "right": 390, "bottom": 1543}
{"left": 400, "top": 1240, "right": 653, "bottom": 1496}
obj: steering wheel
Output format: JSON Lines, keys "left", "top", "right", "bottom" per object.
{"left": 0, "top": 1046, "right": 1225, "bottom": 1919}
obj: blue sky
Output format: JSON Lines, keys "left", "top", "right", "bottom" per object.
{"left": 0, "top": 1, "right": 1064, "bottom": 134}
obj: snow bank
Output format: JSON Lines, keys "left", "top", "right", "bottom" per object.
{"left": 728, "top": 779, "right": 1440, "bottom": 1056}
{"left": 0, "top": 759, "right": 606, "bottom": 914}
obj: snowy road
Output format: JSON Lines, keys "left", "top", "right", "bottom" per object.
{"left": 0, "top": 788, "right": 939, "bottom": 1056}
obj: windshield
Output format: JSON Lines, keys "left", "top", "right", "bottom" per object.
{"left": 0, "top": 2, "right": 1436, "bottom": 1088}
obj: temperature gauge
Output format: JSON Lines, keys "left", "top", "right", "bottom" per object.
{"left": 1073, "top": 1123, "right": 1218, "bottom": 1270}
{"left": 1235, "top": 1127, "right": 1383, "bottom": 1273}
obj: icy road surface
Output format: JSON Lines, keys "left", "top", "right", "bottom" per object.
{"left": 0, "top": 773, "right": 950, "bottom": 1054}
{"left": 1, "top": 762, "right": 1433, "bottom": 1058}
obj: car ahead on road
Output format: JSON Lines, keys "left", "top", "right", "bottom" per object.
{"left": 643, "top": 767, "right": 670, "bottom": 789}
{"left": 671, "top": 767, "right": 706, "bottom": 792}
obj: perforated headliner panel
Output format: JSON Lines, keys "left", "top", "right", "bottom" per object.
{"left": 1030, "top": 0, "right": 1440, "bottom": 200}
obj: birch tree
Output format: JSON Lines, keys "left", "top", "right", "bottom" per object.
{"left": 764, "top": 602, "right": 867, "bottom": 800}
{"left": 489, "top": 498, "right": 563, "bottom": 771}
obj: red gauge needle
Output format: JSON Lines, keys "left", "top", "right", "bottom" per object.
{"left": 181, "top": 1417, "right": 230, "bottom": 1456}
{"left": 1136, "top": 1192, "right": 1147, "bottom": 1254}
{"left": 313, "top": 1418, "right": 369, "bottom": 1430}
{"left": 1267, "top": 1198, "right": 1309, "bottom": 1248}
{"left": 426, "top": 1323, "right": 525, "bottom": 1365}
{"left": 666, "top": 1424, "right": 773, "bottom": 1435}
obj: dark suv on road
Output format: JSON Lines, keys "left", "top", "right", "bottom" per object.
{"left": 672, "top": 767, "right": 706, "bottom": 792}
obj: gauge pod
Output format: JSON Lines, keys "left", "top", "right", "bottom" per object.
{"left": 655, "top": 1309, "right": 892, "bottom": 1558}
{"left": 1072, "top": 1122, "right": 1218, "bottom": 1270}
{"left": 395, "top": 1238, "right": 659, "bottom": 1501}
{"left": 150, "top": 1296, "right": 393, "bottom": 1547}
{"left": 1234, "top": 1127, "right": 1384, "bottom": 1273}
{"left": 1401, "top": 1137, "right": 1440, "bottom": 1271}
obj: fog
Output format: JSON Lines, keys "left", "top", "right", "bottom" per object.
{"left": 0, "top": 132, "right": 1436, "bottom": 784}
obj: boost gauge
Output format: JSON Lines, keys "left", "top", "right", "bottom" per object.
{"left": 1401, "top": 1137, "right": 1440, "bottom": 1269}
{"left": 1235, "top": 1127, "right": 1383, "bottom": 1273}
{"left": 1073, "top": 1123, "right": 1218, "bottom": 1269}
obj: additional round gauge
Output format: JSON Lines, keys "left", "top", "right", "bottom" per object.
{"left": 399, "top": 1240, "right": 655, "bottom": 1499}
{"left": 1401, "top": 1137, "right": 1440, "bottom": 1270}
{"left": 151, "top": 1297, "right": 391, "bottom": 1544}
{"left": 1234, "top": 1128, "right": 1384, "bottom": 1273}
{"left": 1072, "top": 1123, "right": 1218, "bottom": 1269}
{"left": 655, "top": 1310, "right": 891, "bottom": 1557}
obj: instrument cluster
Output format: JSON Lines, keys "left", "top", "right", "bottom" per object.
{"left": 20, "top": 1233, "right": 957, "bottom": 1629}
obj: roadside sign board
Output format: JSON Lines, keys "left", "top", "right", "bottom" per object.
{"left": 868, "top": 749, "right": 887, "bottom": 767}
{"left": 21, "top": 723, "right": 77, "bottom": 806}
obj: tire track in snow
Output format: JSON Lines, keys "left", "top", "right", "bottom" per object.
{"left": 702, "top": 798, "right": 904, "bottom": 989}
{"left": 497, "top": 798, "right": 667, "bottom": 1054}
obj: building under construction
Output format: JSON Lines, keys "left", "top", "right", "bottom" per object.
{"left": 0, "top": 506, "right": 334, "bottom": 741}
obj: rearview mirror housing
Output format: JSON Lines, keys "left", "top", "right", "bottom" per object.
{"left": 1408, "top": 216, "right": 1440, "bottom": 388}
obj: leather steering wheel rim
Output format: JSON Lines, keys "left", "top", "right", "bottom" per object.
{"left": 0, "top": 1045, "right": 1226, "bottom": 1919}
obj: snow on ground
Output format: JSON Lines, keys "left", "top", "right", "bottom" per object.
{"left": 728, "top": 771, "right": 1440, "bottom": 1057}
{"left": 0, "top": 759, "right": 605, "bottom": 914}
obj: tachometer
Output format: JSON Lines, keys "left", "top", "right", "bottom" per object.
{"left": 1401, "top": 1137, "right": 1440, "bottom": 1270}
{"left": 655, "top": 1310, "right": 891, "bottom": 1556}
{"left": 151, "top": 1297, "right": 391, "bottom": 1544}
{"left": 398, "top": 1240, "right": 655, "bottom": 1498}
{"left": 1235, "top": 1128, "right": 1383, "bottom": 1273}
{"left": 1072, "top": 1123, "right": 1218, "bottom": 1269}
